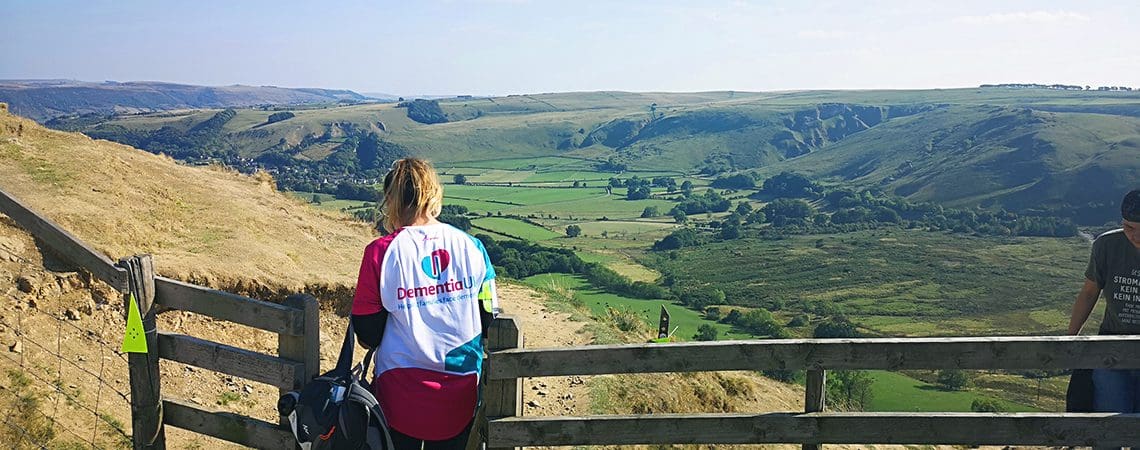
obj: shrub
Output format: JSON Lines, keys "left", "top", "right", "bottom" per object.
{"left": 936, "top": 370, "right": 973, "bottom": 391}
{"left": 694, "top": 324, "right": 719, "bottom": 341}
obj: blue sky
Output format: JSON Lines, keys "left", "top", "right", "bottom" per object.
{"left": 3, "top": 0, "right": 1138, "bottom": 95}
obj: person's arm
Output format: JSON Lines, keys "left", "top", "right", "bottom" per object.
{"left": 350, "top": 241, "right": 387, "bottom": 349}
{"left": 352, "top": 310, "right": 388, "bottom": 349}
{"left": 1068, "top": 279, "right": 1101, "bottom": 335}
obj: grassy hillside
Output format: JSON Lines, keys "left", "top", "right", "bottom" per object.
{"left": 646, "top": 229, "right": 1093, "bottom": 336}
{"left": 45, "top": 87, "right": 1140, "bottom": 221}
{"left": 0, "top": 105, "right": 375, "bottom": 297}
{"left": 765, "top": 106, "right": 1140, "bottom": 223}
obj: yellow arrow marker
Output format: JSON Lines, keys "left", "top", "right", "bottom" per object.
{"left": 121, "top": 293, "right": 148, "bottom": 353}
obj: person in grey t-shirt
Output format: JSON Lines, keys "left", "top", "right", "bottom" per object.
{"left": 1068, "top": 189, "right": 1140, "bottom": 447}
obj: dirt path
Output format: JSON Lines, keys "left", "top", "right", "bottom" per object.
{"left": 497, "top": 283, "right": 594, "bottom": 417}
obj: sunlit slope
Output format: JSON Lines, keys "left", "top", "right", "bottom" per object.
{"left": 0, "top": 105, "right": 374, "bottom": 291}
{"left": 766, "top": 106, "right": 1140, "bottom": 222}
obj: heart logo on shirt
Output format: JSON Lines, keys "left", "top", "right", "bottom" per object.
{"left": 421, "top": 249, "right": 451, "bottom": 280}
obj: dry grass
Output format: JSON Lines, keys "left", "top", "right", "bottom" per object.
{"left": 0, "top": 109, "right": 375, "bottom": 306}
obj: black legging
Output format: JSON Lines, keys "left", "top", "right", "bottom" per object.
{"left": 389, "top": 419, "right": 474, "bottom": 450}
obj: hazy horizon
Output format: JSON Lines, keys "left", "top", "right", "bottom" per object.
{"left": 3, "top": 0, "right": 1139, "bottom": 96}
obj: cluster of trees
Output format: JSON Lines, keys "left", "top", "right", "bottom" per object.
{"left": 334, "top": 182, "right": 379, "bottom": 202}
{"left": 710, "top": 173, "right": 757, "bottom": 189}
{"left": 610, "top": 176, "right": 680, "bottom": 199}
{"left": 669, "top": 190, "right": 732, "bottom": 215}
{"left": 596, "top": 158, "right": 628, "bottom": 173}
{"left": 624, "top": 177, "right": 652, "bottom": 200}
{"left": 396, "top": 99, "right": 448, "bottom": 124}
{"left": 266, "top": 111, "right": 295, "bottom": 124}
{"left": 86, "top": 109, "right": 240, "bottom": 162}
{"left": 652, "top": 228, "right": 701, "bottom": 251}
{"left": 268, "top": 131, "right": 408, "bottom": 194}
{"left": 438, "top": 205, "right": 472, "bottom": 231}
{"left": 823, "top": 189, "right": 1078, "bottom": 237}
{"left": 763, "top": 171, "right": 821, "bottom": 198}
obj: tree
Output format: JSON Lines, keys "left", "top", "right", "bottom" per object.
{"left": 641, "top": 206, "right": 659, "bottom": 218}
{"left": 762, "top": 198, "right": 814, "bottom": 222}
{"left": 627, "top": 185, "right": 651, "bottom": 200}
{"left": 694, "top": 324, "right": 719, "bottom": 341}
{"left": 310, "top": 194, "right": 321, "bottom": 205}
{"left": 719, "top": 224, "right": 741, "bottom": 240}
{"left": 813, "top": 318, "right": 858, "bottom": 338}
{"left": 671, "top": 209, "right": 687, "bottom": 224}
{"left": 936, "top": 370, "right": 972, "bottom": 391}
{"left": 711, "top": 173, "right": 757, "bottom": 189}
{"left": 453, "top": 174, "right": 468, "bottom": 185}
{"left": 565, "top": 225, "right": 582, "bottom": 237}
{"left": 763, "top": 171, "right": 820, "bottom": 198}
{"left": 827, "top": 371, "right": 874, "bottom": 411}
{"left": 653, "top": 228, "right": 700, "bottom": 251}
{"left": 681, "top": 180, "right": 694, "bottom": 195}
{"left": 704, "top": 307, "right": 722, "bottom": 321}
{"left": 738, "top": 309, "right": 784, "bottom": 337}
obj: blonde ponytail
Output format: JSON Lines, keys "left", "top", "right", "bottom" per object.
{"left": 380, "top": 158, "right": 443, "bottom": 232}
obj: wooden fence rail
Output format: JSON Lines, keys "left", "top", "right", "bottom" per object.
{"left": 0, "top": 188, "right": 126, "bottom": 290}
{"left": 484, "top": 317, "right": 1140, "bottom": 448}
{"left": 0, "top": 189, "right": 319, "bottom": 449}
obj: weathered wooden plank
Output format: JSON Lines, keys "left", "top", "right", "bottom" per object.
{"left": 153, "top": 277, "right": 305, "bottom": 335}
{"left": 0, "top": 188, "right": 127, "bottom": 290}
{"left": 278, "top": 294, "right": 319, "bottom": 391}
{"left": 123, "top": 255, "right": 165, "bottom": 450}
{"left": 163, "top": 399, "right": 295, "bottom": 450}
{"left": 157, "top": 332, "right": 302, "bottom": 390}
{"left": 803, "top": 370, "right": 826, "bottom": 450}
{"left": 483, "top": 316, "right": 522, "bottom": 450}
{"left": 488, "top": 412, "right": 1140, "bottom": 447}
{"left": 489, "top": 336, "right": 1140, "bottom": 379}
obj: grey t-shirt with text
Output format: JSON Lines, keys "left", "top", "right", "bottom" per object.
{"left": 1086, "top": 229, "right": 1140, "bottom": 334}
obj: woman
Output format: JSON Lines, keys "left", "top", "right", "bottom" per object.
{"left": 351, "top": 158, "right": 498, "bottom": 450}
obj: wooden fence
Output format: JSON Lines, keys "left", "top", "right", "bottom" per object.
{"left": 8, "top": 185, "right": 1140, "bottom": 448}
{"left": 484, "top": 316, "right": 1140, "bottom": 448}
{"left": 1, "top": 188, "right": 318, "bottom": 449}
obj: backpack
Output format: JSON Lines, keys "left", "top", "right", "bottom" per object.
{"left": 277, "top": 323, "right": 395, "bottom": 450}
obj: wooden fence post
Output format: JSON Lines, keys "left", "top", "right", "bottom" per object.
{"left": 279, "top": 294, "right": 320, "bottom": 394}
{"left": 804, "top": 369, "right": 827, "bottom": 450}
{"left": 121, "top": 255, "right": 165, "bottom": 450}
{"left": 482, "top": 315, "right": 522, "bottom": 450}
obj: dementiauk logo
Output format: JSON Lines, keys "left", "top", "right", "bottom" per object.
{"left": 421, "top": 249, "right": 451, "bottom": 280}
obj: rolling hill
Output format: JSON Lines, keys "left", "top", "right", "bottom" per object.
{"left": 0, "top": 79, "right": 376, "bottom": 122}
{"left": 35, "top": 86, "right": 1140, "bottom": 223}
{"left": 0, "top": 102, "right": 375, "bottom": 298}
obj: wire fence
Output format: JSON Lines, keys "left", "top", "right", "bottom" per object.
{"left": 1, "top": 243, "right": 133, "bottom": 450}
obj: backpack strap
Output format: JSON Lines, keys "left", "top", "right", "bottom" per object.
{"left": 333, "top": 321, "right": 359, "bottom": 376}
{"left": 346, "top": 381, "right": 395, "bottom": 450}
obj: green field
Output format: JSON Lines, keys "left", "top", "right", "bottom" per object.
{"left": 866, "top": 371, "right": 1037, "bottom": 412}
{"left": 471, "top": 217, "right": 561, "bottom": 241}
{"left": 443, "top": 184, "right": 676, "bottom": 220}
{"left": 521, "top": 273, "right": 753, "bottom": 341}
{"left": 287, "top": 191, "right": 374, "bottom": 212}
